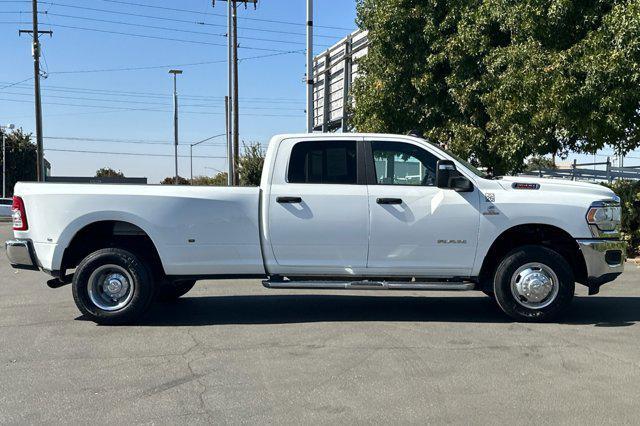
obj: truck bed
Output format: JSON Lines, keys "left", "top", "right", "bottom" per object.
{"left": 13, "top": 182, "right": 264, "bottom": 275}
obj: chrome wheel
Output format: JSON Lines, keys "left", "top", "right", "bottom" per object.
{"left": 510, "top": 262, "right": 559, "bottom": 309}
{"left": 87, "top": 264, "right": 135, "bottom": 311}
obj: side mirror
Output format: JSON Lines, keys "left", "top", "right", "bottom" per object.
{"left": 436, "top": 159, "right": 474, "bottom": 192}
{"left": 436, "top": 160, "right": 456, "bottom": 188}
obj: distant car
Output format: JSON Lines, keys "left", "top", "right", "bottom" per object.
{"left": 0, "top": 198, "right": 12, "bottom": 218}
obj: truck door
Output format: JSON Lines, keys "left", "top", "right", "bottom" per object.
{"left": 266, "top": 138, "right": 369, "bottom": 275}
{"left": 364, "top": 138, "right": 480, "bottom": 276}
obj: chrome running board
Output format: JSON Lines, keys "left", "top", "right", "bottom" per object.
{"left": 262, "top": 279, "right": 475, "bottom": 291}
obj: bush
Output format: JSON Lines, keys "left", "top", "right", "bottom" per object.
{"left": 192, "top": 173, "right": 228, "bottom": 186}
{"left": 160, "top": 176, "right": 190, "bottom": 185}
{"left": 96, "top": 167, "right": 124, "bottom": 178}
{"left": 603, "top": 180, "right": 640, "bottom": 257}
{"left": 238, "top": 142, "right": 264, "bottom": 186}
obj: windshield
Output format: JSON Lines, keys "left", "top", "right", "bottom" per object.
{"left": 422, "top": 139, "right": 488, "bottom": 179}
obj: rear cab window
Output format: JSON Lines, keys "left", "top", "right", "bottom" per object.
{"left": 287, "top": 140, "right": 358, "bottom": 184}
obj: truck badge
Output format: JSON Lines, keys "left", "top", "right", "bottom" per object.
{"left": 482, "top": 205, "right": 500, "bottom": 216}
{"left": 437, "top": 239, "right": 467, "bottom": 244}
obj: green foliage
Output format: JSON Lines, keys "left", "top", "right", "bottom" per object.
{"left": 524, "top": 156, "right": 556, "bottom": 172}
{"left": 353, "top": 0, "right": 640, "bottom": 174}
{"left": 603, "top": 180, "right": 640, "bottom": 257}
{"left": 160, "top": 176, "right": 190, "bottom": 185}
{"left": 192, "top": 173, "right": 228, "bottom": 186}
{"left": 1, "top": 128, "right": 37, "bottom": 197}
{"left": 238, "top": 142, "right": 265, "bottom": 186}
{"left": 95, "top": 167, "right": 124, "bottom": 178}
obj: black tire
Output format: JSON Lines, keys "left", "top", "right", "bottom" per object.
{"left": 156, "top": 279, "right": 196, "bottom": 302}
{"left": 482, "top": 290, "right": 495, "bottom": 299}
{"left": 72, "top": 248, "right": 155, "bottom": 325}
{"left": 493, "top": 245, "right": 574, "bottom": 322}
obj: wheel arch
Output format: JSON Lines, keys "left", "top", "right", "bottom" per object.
{"left": 54, "top": 213, "right": 165, "bottom": 277}
{"left": 478, "top": 223, "right": 588, "bottom": 291}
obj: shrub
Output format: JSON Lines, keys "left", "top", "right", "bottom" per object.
{"left": 603, "top": 180, "right": 640, "bottom": 257}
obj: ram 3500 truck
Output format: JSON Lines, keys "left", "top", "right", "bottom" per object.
{"left": 5, "top": 133, "right": 625, "bottom": 324}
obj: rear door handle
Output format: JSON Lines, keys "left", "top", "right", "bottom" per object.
{"left": 277, "top": 196, "right": 302, "bottom": 204}
{"left": 376, "top": 198, "right": 403, "bottom": 205}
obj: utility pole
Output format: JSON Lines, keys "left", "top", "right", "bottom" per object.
{"left": 212, "top": 0, "right": 257, "bottom": 185}
{"left": 19, "top": 0, "right": 52, "bottom": 182}
{"left": 231, "top": 1, "right": 240, "bottom": 186}
{"left": 227, "top": 0, "right": 233, "bottom": 185}
{"left": 169, "top": 69, "right": 183, "bottom": 185}
{"left": 225, "top": 96, "right": 232, "bottom": 185}
{"left": 306, "top": 0, "right": 314, "bottom": 133}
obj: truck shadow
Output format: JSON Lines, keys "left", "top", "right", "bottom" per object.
{"left": 137, "top": 295, "right": 640, "bottom": 327}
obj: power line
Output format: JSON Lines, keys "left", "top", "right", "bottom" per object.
{"left": 37, "top": 2, "right": 344, "bottom": 39}
{"left": 0, "top": 97, "right": 303, "bottom": 117}
{"left": 44, "top": 136, "right": 227, "bottom": 146}
{"left": 0, "top": 76, "right": 33, "bottom": 90}
{"left": 51, "top": 59, "right": 226, "bottom": 74}
{"left": 100, "top": 0, "right": 355, "bottom": 31}
{"left": 1, "top": 81, "right": 304, "bottom": 102}
{"left": 36, "top": 22, "right": 301, "bottom": 53}
{"left": 45, "top": 147, "right": 227, "bottom": 159}
{"left": 47, "top": 49, "right": 302, "bottom": 74}
{"left": 41, "top": 11, "right": 331, "bottom": 48}
{"left": 3, "top": 91, "right": 303, "bottom": 110}
{"left": 5, "top": 88, "right": 304, "bottom": 106}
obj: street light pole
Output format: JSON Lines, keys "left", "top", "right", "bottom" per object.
{"left": 169, "top": 69, "right": 183, "bottom": 185}
{"left": 189, "top": 133, "right": 227, "bottom": 184}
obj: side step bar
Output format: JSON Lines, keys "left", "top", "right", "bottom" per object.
{"left": 262, "top": 279, "right": 475, "bottom": 291}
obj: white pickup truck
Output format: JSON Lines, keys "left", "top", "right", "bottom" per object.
{"left": 6, "top": 133, "right": 625, "bottom": 324}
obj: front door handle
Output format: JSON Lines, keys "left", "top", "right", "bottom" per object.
{"left": 376, "top": 198, "right": 403, "bottom": 205}
{"left": 277, "top": 196, "right": 302, "bottom": 204}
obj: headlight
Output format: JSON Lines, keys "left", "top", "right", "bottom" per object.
{"left": 586, "top": 199, "right": 621, "bottom": 236}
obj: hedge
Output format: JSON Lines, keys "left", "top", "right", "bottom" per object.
{"left": 603, "top": 181, "right": 640, "bottom": 257}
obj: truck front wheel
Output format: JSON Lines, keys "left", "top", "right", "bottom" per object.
{"left": 72, "top": 248, "right": 155, "bottom": 325}
{"left": 493, "top": 245, "right": 574, "bottom": 322}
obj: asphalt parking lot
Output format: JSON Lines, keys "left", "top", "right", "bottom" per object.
{"left": 1, "top": 222, "right": 640, "bottom": 424}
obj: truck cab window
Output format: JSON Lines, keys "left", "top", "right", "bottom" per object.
{"left": 371, "top": 141, "right": 438, "bottom": 186}
{"left": 288, "top": 140, "right": 357, "bottom": 184}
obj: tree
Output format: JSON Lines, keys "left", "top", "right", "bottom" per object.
{"left": 352, "top": 0, "right": 640, "bottom": 174}
{"left": 238, "top": 142, "right": 265, "bottom": 186}
{"left": 0, "top": 128, "right": 37, "bottom": 197}
{"left": 95, "top": 167, "right": 124, "bottom": 178}
{"left": 160, "top": 176, "right": 190, "bottom": 185}
{"left": 524, "top": 156, "right": 557, "bottom": 172}
{"left": 192, "top": 173, "right": 228, "bottom": 186}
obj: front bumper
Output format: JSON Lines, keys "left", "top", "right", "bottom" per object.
{"left": 576, "top": 238, "right": 626, "bottom": 290}
{"left": 5, "top": 239, "right": 39, "bottom": 271}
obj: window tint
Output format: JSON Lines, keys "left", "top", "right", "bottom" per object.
{"left": 371, "top": 141, "right": 438, "bottom": 186}
{"left": 288, "top": 140, "right": 357, "bottom": 184}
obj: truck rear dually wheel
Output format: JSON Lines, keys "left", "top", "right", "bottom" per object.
{"left": 72, "top": 248, "right": 155, "bottom": 325}
{"left": 493, "top": 245, "right": 574, "bottom": 322}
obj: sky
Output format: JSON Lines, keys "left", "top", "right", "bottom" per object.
{"left": 0, "top": 0, "right": 358, "bottom": 182}
{"left": 1, "top": 1, "right": 637, "bottom": 183}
